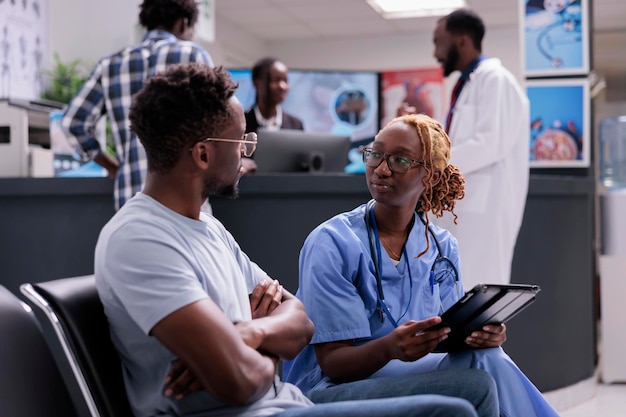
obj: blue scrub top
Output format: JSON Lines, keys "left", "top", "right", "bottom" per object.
{"left": 284, "top": 202, "right": 464, "bottom": 393}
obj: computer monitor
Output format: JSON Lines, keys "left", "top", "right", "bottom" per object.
{"left": 254, "top": 129, "right": 351, "bottom": 173}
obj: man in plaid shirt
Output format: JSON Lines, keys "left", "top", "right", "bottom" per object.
{"left": 62, "top": 0, "right": 214, "bottom": 210}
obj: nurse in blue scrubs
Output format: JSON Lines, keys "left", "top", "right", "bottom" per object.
{"left": 284, "top": 113, "right": 560, "bottom": 417}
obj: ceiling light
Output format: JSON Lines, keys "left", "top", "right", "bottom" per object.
{"left": 367, "top": 0, "right": 467, "bottom": 19}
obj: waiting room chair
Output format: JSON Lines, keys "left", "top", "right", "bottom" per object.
{"left": 20, "top": 275, "right": 133, "bottom": 417}
{"left": 0, "top": 284, "right": 78, "bottom": 417}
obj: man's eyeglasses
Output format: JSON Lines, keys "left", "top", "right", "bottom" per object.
{"left": 361, "top": 147, "right": 426, "bottom": 174}
{"left": 201, "top": 132, "right": 258, "bottom": 157}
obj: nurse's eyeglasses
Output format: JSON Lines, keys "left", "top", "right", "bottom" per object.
{"left": 200, "top": 132, "right": 258, "bottom": 157}
{"left": 361, "top": 147, "right": 427, "bottom": 174}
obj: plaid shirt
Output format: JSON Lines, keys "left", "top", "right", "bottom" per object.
{"left": 62, "top": 30, "right": 214, "bottom": 209}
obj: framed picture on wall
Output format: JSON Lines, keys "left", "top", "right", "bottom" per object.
{"left": 527, "top": 78, "right": 590, "bottom": 168}
{"left": 379, "top": 67, "right": 445, "bottom": 128}
{"left": 521, "top": 0, "right": 589, "bottom": 77}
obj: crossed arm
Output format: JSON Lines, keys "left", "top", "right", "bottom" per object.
{"left": 153, "top": 279, "right": 313, "bottom": 405}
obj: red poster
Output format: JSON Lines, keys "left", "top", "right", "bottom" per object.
{"left": 380, "top": 68, "right": 445, "bottom": 128}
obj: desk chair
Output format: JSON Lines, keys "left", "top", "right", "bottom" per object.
{"left": 0, "top": 284, "right": 77, "bottom": 417}
{"left": 20, "top": 275, "right": 133, "bottom": 417}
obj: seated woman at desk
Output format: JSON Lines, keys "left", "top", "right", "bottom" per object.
{"left": 283, "top": 114, "right": 559, "bottom": 417}
{"left": 242, "top": 57, "right": 303, "bottom": 175}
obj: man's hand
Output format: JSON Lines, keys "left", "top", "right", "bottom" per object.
{"left": 464, "top": 323, "right": 507, "bottom": 349}
{"left": 164, "top": 361, "right": 202, "bottom": 400}
{"left": 249, "top": 279, "right": 283, "bottom": 319}
{"left": 162, "top": 277, "right": 284, "bottom": 402}
{"left": 94, "top": 151, "right": 119, "bottom": 179}
{"left": 152, "top": 299, "right": 278, "bottom": 405}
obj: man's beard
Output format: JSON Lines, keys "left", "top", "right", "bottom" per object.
{"left": 202, "top": 179, "right": 240, "bottom": 201}
{"left": 217, "top": 183, "right": 239, "bottom": 199}
{"left": 443, "top": 45, "right": 460, "bottom": 77}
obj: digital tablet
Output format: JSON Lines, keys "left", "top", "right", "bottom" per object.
{"left": 426, "top": 283, "right": 541, "bottom": 353}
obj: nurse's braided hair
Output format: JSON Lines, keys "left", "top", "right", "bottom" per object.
{"left": 387, "top": 114, "right": 465, "bottom": 257}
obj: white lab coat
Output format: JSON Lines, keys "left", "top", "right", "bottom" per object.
{"left": 434, "top": 58, "right": 530, "bottom": 288}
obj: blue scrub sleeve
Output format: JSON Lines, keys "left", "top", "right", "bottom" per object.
{"left": 298, "top": 226, "right": 374, "bottom": 344}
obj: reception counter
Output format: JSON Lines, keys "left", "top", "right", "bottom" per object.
{"left": 0, "top": 178, "right": 115, "bottom": 295}
{"left": 0, "top": 174, "right": 596, "bottom": 392}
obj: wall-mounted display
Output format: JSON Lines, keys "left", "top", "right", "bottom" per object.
{"left": 228, "top": 69, "right": 379, "bottom": 144}
{"left": 527, "top": 78, "right": 589, "bottom": 167}
{"left": 380, "top": 67, "right": 444, "bottom": 128}
{"left": 521, "top": 0, "right": 589, "bottom": 77}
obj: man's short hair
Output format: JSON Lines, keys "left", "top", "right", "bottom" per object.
{"left": 129, "top": 63, "right": 238, "bottom": 173}
{"left": 251, "top": 57, "right": 280, "bottom": 82}
{"left": 444, "top": 8, "right": 485, "bottom": 51}
{"left": 139, "top": 0, "right": 200, "bottom": 31}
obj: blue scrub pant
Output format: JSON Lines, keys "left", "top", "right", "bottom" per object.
{"left": 275, "top": 394, "right": 478, "bottom": 417}
{"left": 369, "top": 347, "right": 560, "bottom": 417}
{"left": 305, "top": 369, "right": 497, "bottom": 417}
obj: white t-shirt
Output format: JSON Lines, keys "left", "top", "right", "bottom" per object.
{"left": 95, "top": 193, "right": 312, "bottom": 416}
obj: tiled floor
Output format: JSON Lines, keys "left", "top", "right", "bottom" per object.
{"left": 557, "top": 383, "right": 626, "bottom": 417}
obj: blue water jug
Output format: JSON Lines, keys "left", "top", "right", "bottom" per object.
{"left": 600, "top": 116, "right": 626, "bottom": 188}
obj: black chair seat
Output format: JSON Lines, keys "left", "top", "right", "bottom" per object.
{"left": 0, "top": 284, "right": 77, "bottom": 417}
{"left": 21, "top": 275, "right": 134, "bottom": 417}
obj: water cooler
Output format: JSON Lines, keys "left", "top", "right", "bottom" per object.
{"left": 598, "top": 116, "right": 626, "bottom": 383}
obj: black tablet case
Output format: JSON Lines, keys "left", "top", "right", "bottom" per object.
{"left": 428, "top": 283, "right": 541, "bottom": 353}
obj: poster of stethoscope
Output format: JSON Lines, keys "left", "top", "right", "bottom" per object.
{"left": 0, "top": 0, "right": 48, "bottom": 99}
{"left": 527, "top": 78, "right": 590, "bottom": 167}
{"left": 521, "top": 0, "right": 589, "bottom": 77}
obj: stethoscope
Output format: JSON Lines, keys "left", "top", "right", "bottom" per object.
{"left": 364, "top": 200, "right": 461, "bottom": 327}
{"left": 536, "top": 16, "right": 582, "bottom": 69}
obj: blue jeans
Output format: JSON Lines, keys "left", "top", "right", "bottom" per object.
{"left": 370, "top": 348, "right": 559, "bottom": 417}
{"left": 305, "top": 369, "right": 498, "bottom": 417}
{"left": 275, "top": 395, "right": 478, "bottom": 417}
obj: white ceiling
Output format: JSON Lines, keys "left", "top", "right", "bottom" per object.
{"left": 215, "top": 0, "right": 626, "bottom": 43}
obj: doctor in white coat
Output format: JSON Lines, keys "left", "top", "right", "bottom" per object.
{"left": 431, "top": 9, "right": 530, "bottom": 288}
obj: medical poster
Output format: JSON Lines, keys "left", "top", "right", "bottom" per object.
{"left": 282, "top": 70, "right": 379, "bottom": 143}
{"left": 229, "top": 68, "right": 380, "bottom": 143}
{"left": 527, "top": 78, "right": 590, "bottom": 167}
{"left": 521, "top": 0, "right": 589, "bottom": 77}
{"left": 0, "top": 0, "right": 48, "bottom": 99}
{"left": 380, "top": 67, "right": 445, "bottom": 128}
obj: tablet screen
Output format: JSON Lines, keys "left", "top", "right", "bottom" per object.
{"left": 427, "top": 284, "right": 541, "bottom": 353}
